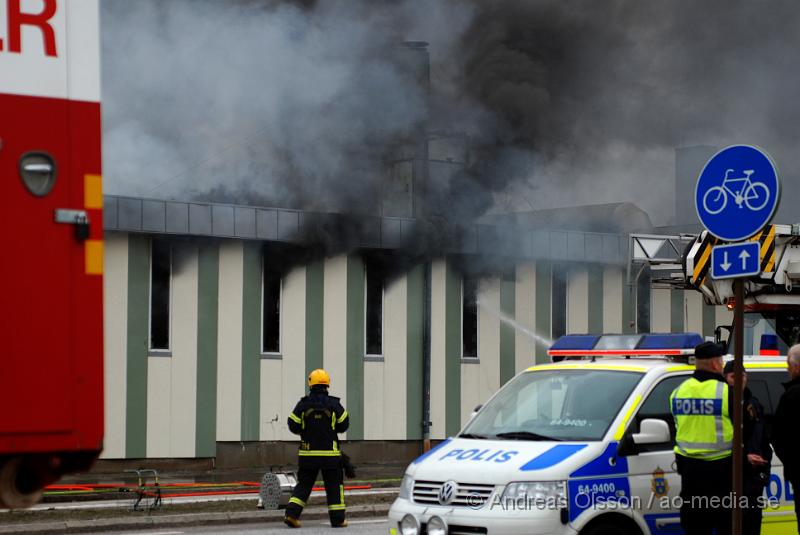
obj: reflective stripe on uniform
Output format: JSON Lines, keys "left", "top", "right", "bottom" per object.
{"left": 289, "top": 497, "right": 306, "bottom": 507}
{"left": 327, "top": 484, "right": 346, "bottom": 510}
{"left": 298, "top": 450, "right": 341, "bottom": 457}
{"left": 337, "top": 410, "right": 348, "bottom": 423}
{"left": 713, "top": 382, "right": 726, "bottom": 448}
{"left": 289, "top": 413, "right": 302, "bottom": 424}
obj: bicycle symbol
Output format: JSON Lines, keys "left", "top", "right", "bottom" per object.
{"left": 702, "top": 169, "right": 770, "bottom": 215}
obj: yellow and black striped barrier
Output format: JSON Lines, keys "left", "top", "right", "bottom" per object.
{"left": 749, "top": 224, "right": 776, "bottom": 273}
{"left": 691, "top": 225, "right": 776, "bottom": 288}
{"left": 691, "top": 232, "right": 719, "bottom": 288}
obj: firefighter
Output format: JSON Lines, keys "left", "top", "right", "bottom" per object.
{"left": 722, "top": 360, "right": 771, "bottom": 535}
{"left": 670, "top": 341, "right": 734, "bottom": 535}
{"left": 284, "top": 369, "right": 349, "bottom": 529}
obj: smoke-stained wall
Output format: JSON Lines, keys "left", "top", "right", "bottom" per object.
{"left": 102, "top": 0, "right": 800, "bottom": 233}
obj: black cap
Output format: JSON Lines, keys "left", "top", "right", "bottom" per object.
{"left": 695, "top": 341, "right": 726, "bottom": 360}
{"left": 723, "top": 361, "right": 736, "bottom": 375}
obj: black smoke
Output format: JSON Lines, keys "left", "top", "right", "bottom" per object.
{"left": 101, "top": 0, "right": 800, "bottom": 233}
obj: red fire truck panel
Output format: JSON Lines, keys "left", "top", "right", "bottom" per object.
{"left": 0, "top": 0, "right": 103, "bottom": 508}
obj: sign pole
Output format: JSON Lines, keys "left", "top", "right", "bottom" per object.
{"left": 732, "top": 279, "right": 744, "bottom": 535}
{"left": 694, "top": 144, "right": 779, "bottom": 535}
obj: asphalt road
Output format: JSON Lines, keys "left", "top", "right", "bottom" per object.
{"left": 99, "top": 518, "right": 390, "bottom": 534}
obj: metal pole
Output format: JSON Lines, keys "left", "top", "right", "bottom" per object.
{"left": 422, "top": 261, "right": 432, "bottom": 452}
{"left": 732, "top": 279, "right": 744, "bottom": 535}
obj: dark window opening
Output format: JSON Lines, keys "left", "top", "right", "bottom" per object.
{"left": 636, "top": 269, "right": 651, "bottom": 333}
{"left": 365, "top": 259, "right": 385, "bottom": 356}
{"left": 150, "top": 239, "right": 171, "bottom": 351}
{"left": 462, "top": 277, "right": 478, "bottom": 358}
{"left": 552, "top": 266, "right": 568, "bottom": 339}
{"left": 262, "top": 261, "right": 282, "bottom": 354}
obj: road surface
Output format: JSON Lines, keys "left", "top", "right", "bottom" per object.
{"left": 80, "top": 518, "right": 390, "bottom": 534}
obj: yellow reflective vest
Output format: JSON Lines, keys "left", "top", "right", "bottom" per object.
{"left": 670, "top": 376, "right": 733, "bottom": 461}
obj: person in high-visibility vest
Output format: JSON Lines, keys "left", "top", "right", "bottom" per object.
{"left": 284, "top": 369, "right": 349, "bottom": 528}
{"left": 670, "top": 341, "right": 734, "bottom": 534}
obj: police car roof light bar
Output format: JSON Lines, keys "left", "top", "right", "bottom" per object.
{"left": 548, "top": 333, "right": 704, "bottom": 360}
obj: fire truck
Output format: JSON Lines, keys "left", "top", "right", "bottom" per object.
{"left": 0, "top": 0, "right": 103, "bottom": 508}
{"left": 630, "top": 224, "right": 800, "bottom": 351}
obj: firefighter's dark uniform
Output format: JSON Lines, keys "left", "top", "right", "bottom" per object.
{"left": 669, "top": 342, "right": 734, "bottom": 535}
{"left": 285, "top": 385, "right": 349, "bottom": 527}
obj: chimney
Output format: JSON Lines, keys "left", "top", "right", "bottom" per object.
{"left": 381, "top": 42, "right": 430, "bottom": 219}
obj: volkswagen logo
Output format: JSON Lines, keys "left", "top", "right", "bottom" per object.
{"left": 438, "top": 480, "right": 458, "bottom": 506}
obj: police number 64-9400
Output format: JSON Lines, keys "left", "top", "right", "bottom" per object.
{"left": 577, "top": 482, "right": 616, "bottom": 495}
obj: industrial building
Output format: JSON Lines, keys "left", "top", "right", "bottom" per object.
{"left": 98, "top": 194, "right": 732, "bottom": 465}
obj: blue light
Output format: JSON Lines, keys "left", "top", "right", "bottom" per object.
{"left": 549, "top": 335, "right": 601, "bottom": 351}
{"left": 639, "top": 333, "right": 703, "bottom": 350}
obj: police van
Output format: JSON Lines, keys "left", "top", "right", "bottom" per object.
{"left": 388, "top": 333, "right": 797, "bottom": 535}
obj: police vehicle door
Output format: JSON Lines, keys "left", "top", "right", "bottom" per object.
{"left": 622, "top": 374, "right": 688, "bottom": 533}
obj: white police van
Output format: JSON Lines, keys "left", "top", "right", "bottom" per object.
{"left": 388, "top": 333, "right": 797, "bottom": 535}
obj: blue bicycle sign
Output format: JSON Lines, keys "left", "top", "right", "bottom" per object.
{"left": 702, "top": 169, "right": 770, "bottom": 215}
{"left": 695, "top": 145, "right": 780, "bottom": 242}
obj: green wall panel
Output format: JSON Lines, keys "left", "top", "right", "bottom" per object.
{"left": 534, "top": 261, "right": 552, "bottom": 364}
{"left": 125, "top": 235, "right": 150, "bottom": 458}
{"left": 444, "top": 261, "right": 461, "bottom": 436}
{"left": 499, "top": 271, "right": 516, "bottom": 384}
{"left": 240, "top": 243, "right": 261, "bottom": 441}
{"left": 346, "top": 255, "right": 365, "bottom": 440}
{"left": 195, "top": 243, "right": 219, "bottom": 457}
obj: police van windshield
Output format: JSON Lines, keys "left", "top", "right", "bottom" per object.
{"left": 461, "top": 369, "right": 643, "bottom": 441}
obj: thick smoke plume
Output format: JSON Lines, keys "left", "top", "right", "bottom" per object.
{"left": 102, "top": 0, "right": 800, "bottom": 229}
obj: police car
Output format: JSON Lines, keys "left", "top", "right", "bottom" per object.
{"left": 388, "top": 333, "right": 797, "bottom": 535}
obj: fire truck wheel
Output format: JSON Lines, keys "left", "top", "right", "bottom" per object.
{"left": 0, "top": 457, "right": 44, "bottom": 509}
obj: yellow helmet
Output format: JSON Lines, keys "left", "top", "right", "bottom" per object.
{"left": 308, "top": 369, "right": 330, "bottom": 387}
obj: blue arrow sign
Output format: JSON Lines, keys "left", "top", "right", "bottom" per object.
{"left": 711, "top": 242, "right": 761, "bottom": 280}
{"left": 695, "top": 145, "right": 780, "bottom": 241}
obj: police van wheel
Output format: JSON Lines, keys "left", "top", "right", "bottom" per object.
{"left": 580, "top": 516, "right": 642, "bottom": 535}
{"left": 0, "top": 457, "right": 44, "bottom": 509}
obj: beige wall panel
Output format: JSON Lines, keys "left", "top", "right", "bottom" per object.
{"left": 460, "top": 363, "right": 480, "bottom": 430}
{"left": 146, "top": 357, "right": 172, "bottom": 457}
{"left": 216, "top": 241, "right": 244, "bottom": 441}
{"left": 363, "top": 361, "right": 384, "bottom": 439}
{"left": 323, "top": 255, "right": 349, "bottom": 438}
{"left": 567, "top": 267, "right": 589, "bottom": 333}
{"left": 651, "top": 288, "right": 672, "bottom": 332}
{"left": 280, "top": 266, "right": 306, "bottom": 441}
{"left": 429, "top": 260, "right": 447, "bottom": 440}
{"left": 603, "top": 267, "right": 624, "bottom": 333}
{"left": 684, "top": 290, "right": 704, "bottom": 334}
{"left": 380, "top": 275, "right": 407, "bottom": 439}
{"left": 515, "top": 262, "right": 536, "bottom": 373}
{"left": 169, "top": 244, "right": 199, "bottom": 457}
{"left": 101, "top": 232, "right": 128, "bottom": 459}
{"left": 260, "top": 358, "right": 284, "bottom": 440}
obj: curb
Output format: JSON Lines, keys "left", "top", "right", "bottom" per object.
{"left": 0, "top": 504, "right": 391, "bottom": 534}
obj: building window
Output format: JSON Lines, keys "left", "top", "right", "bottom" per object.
{"left": 365, "top": 259, "right": 385, "bottom": 357}
{"left": 552, "top": 265, "right": 568, "bottom": 339}
{"left": 262, "top": 261, "right": 282, "bottom": 354}
{"left": 149, "top": 239, "right": 171, "bottom": 351}
{"left": 636, "top": 268, "right": 651, "bottom": 333}
{"left": 462, "top": 276, "right": 478, "bottom": 358}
